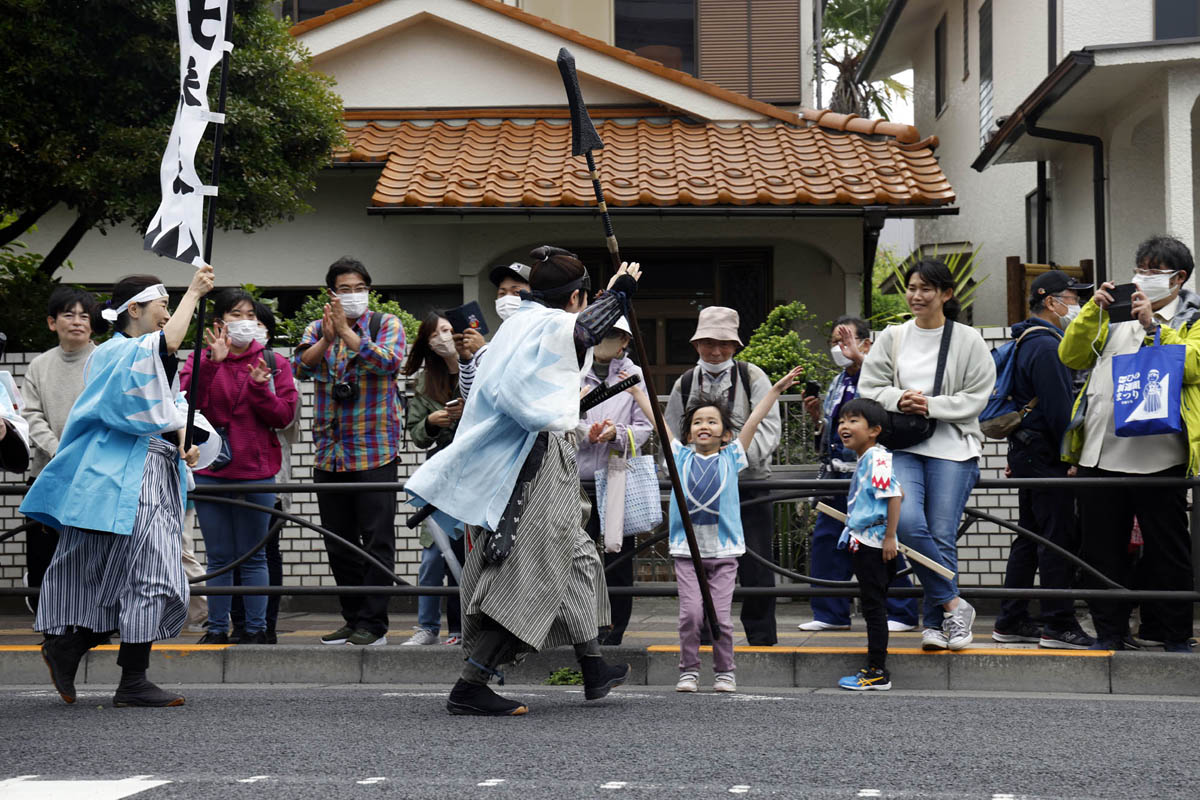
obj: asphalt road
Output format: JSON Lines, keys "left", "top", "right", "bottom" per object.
{"left": 2, "top": 684, "right": 1198, "bottom": 799}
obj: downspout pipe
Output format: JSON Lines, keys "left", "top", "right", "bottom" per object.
{"left": 1024, "top": 117, "right": 1106, "bottom": 283}
{"left": 862, "top": 206, "right": 888, "bottom": 319}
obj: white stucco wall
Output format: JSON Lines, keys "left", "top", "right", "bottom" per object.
{"left": 1061, "top": 0, "right": 1154, "bottom": 52}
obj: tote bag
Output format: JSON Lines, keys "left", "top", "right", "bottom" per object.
{"left": 1113, "top": 327, "right": 1185, "bottom": 437}
{"left": 595, "top": 429, "right": 664, "bottom": 550}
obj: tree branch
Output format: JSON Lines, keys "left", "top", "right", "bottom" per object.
{"left": 0, "top": 202, "right": 55, "bottom": 249}
{"left": 36, "top": 212, "right": 93, "bottom": 277}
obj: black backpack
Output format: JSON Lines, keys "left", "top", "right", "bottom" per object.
{"left": 678, "top": 361, "right": 752, "bottom": 408}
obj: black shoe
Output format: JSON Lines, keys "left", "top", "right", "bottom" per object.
{"left": 112, "top": 673, "right": 185, "bottom": 708}
{"left": 41, "top": 634, "right": 91, "bottom": 704}
{"left": 579, "top": 657, "right": 630, "bottom": 700}
{"left": 228, "top": 626, "right": 246, "bottom": 644}
{"left": 239, "top": 630, "right": 268, "bottom": 645}
{"left": 446, "top": 679, "right": 528, "bottom": 716}
{"left": 1090, "top": 637, "right": 1125, "bottom": 651}
{"left": 196, "top": 631, "right": 229, "bottom": 645}
{"left": 601, "top": 630, "right": 625, "bottom": 646}
{"left": 1039, "top": 628, "right": 1095, "bottom": 650}
{"left": 992, "top": 619, "right": 1043, "bottom": 643}
{"left": 265, "top": 629, "right": 278, "bottom": 645}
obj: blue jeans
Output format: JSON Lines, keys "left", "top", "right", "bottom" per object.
{"left": 810, "top": 492, "right": 919, "bottom": 626}
{"left": 891, "top": 452, "right": 979, "bottom": 628}
{"left": 194, "top": 475, "right": 275, "bottom": 635}
{"left": 416, "top": 540, "right": 462, "bottom": 636}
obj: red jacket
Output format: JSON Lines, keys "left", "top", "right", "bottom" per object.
{"left": 181, "top": 342, "right": 299, "bottom": 480}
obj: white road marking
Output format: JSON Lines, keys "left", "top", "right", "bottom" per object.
{"left": 729, "top": 786, "right": 751, "bottom": 794}
{"left": 725, "top": 695, "right": 786, "bottom": 701}
{"left": 600, "top": 781, "right": 627, "bottom": 789}
{"left": 237, "top": 776, "right": 271, "bottom": 783}
{"left": 857, "top": 791, "right": 882, "bottom": 798}
{"left": 478, "top": 778, "right": 506, "bottom": 787}
{"left": 992, "top": 795, "right": 1017, "bottom": 800}
{"left": 0, "top": 775, "right": 171, "bottom": 799}
{"left": 356, "top": 777, "right": 387, "bottom": 785}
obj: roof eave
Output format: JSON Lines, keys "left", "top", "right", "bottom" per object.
{"left": 364, "top": 204, "right": 959, "bottom": 218}
{"left": 970, "top": 50, "right": 1096, "bottom": 173}
{"left": 854, "top": 0, "right": 909, "bottom": 85}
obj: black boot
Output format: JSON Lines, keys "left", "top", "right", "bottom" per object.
{"left": 446, "top": 679, "right": 527, "bottom": 716}
{"left": 112, "top": 671, "right": 185, "bottom": 708}
{"left": 40, "top": 631, "right": 94, "bottom": 704}
{"left": 579, "top": 656, "right": 630, "bottom": 700}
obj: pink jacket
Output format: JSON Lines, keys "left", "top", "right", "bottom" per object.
{"left": 181, "top": 342, "right": 299, "bottom": 480}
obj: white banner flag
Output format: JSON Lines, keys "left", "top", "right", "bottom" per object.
{"left": 143, "top": 0, "right": 232, "bottom": 266}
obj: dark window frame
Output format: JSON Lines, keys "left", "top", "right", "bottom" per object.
{"left": 1155, "top": 0, "right": 1200, "bottom": 40}
{"left": 962, "top": 0, "right": 970, "bottom": 80}
{"left": 935, "top": 14, "right": 948, "bottom": 117}
{"left": 615, "top": 0, "right": 700, "bottom": 76}
{"left": 979, "top": 0, "right": 994, "bottom": 149}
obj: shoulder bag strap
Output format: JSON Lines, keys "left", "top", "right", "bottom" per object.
{"left": 931, "top": 321, "right": 954, "bottom": 397}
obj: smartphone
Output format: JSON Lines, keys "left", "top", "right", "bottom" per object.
{"left": 803, "top": 380, "right": 822, "bottom": 399}
{"left": 445, "top": 398, "right": 462, "bottom": 408}
{"left": 1106, "top": 283, "right": 1136, "bottom": 324}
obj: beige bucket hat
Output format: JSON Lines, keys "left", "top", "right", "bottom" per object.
{"left": 690, "top": 306, "right": 743, "bottom": 346}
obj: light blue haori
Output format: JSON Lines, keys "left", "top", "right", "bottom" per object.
{"left": 406, "top": 300, "right": 589, "bottom": 531}
{"left": 21, "top": 331, "right": 218, "bottom": 535}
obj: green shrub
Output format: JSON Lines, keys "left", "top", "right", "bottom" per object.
{"left": 277, "top": 291, "right": 420, "bottom": 347}
{"left": 544, "top": 667, "right": 583, "bottom": 685}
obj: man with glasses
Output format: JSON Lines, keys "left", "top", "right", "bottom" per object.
{"left": 993, "top": 271, "right": 1095, "bottom": 649}
{"left": 1059, "top": 236, "right": 1200, "bottom": 652}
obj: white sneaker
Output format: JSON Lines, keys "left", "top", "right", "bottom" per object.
{"left": 675, "top": 671, "right": 699, "bottom": 692}
{"left": 713, "top": 672, "right": 737, "bottom": 693}
{"left": 797, "top": 620, "right": 851, "bottom": 631}
{"left": 921, "top": 628, "right": 949, "bottom": 650}
{"left": 400, "top": 627, "right": 439, "bottom": 646}
{"left": 887, "top": 620, "right": 917, "bottom": 632}
{"left": 944, "top": 600, "right": 976, "bottom": 650}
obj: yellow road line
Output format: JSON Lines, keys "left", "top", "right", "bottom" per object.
{"left": 645, "top": 644, "right": 1114, "bottom": 657}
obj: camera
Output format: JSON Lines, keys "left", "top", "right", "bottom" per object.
{"left": 332, "top": 381, "right": 359, "bottom": 403}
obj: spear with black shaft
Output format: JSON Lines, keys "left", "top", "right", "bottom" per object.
{"left": 556, "top": 47, "right": 722, "bottom": 643}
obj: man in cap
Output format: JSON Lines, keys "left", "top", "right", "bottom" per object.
{"left": 456, "top": 262, "right": 532, "bottom": 401}
{"left": 993, "top": 270, "right": 1095, "bottom": 649}
{"left": 664, "top": 306, "right": 782, "bottom": 645}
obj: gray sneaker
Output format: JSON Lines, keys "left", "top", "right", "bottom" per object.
{"left": 921, "top": 628, "right": 949, "bottom": 650}
{"left": 400, "top": 627, "right": 438, "bottom": 646}
{"left": 943, "top": 600, "right": 976, "bottom": 650}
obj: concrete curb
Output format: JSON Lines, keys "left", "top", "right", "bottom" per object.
{"left": 3, "top": 644, "right": 1198, "bottom": 695}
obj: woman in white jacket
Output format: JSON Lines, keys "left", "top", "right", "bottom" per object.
{"left": 859, "top": 260, "right": 996, "bottom": 651}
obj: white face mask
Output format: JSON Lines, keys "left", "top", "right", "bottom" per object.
{"left": 430, "top": 330, "right": 456, "bottom": 358}
{"left": 830, "top": 345, "right": 853, "bottom": 368}
{"left": 224, "top": 319, "right": 259, "bottom": 348}
{"left": 495, "top": 294, "right": 522, "bottom": 321}
{"left": 1132, "top": 272, "right": 1178, "bottom": 303}
{"left": 699, "top": 357, "right": 734, "bottom": 375}
{"left": 252, "top": 326, "right": 270, "bottom": 347}
{"left": 1057, "top": 301, "right": 1081, "bottom": 326}
{"left": 340, "top": 291, "right": 369, "bottom": 319}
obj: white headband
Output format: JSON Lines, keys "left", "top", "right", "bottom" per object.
{"left": 101, "top": 284, "right": 168, "bottom": 322}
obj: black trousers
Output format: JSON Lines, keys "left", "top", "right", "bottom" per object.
{"left": 1077, "top": 464, "right": 1193, "bottom": 643}
{"left": 314, "top": 459, "right": 398, "bottom": 636}
{"left": 998, "top": 434, "right": 1081, "bottom": 631}
{"left": 24, "top": 520, "right": 59, "bottom": 614}
{"left": 584, "top": 487, "right": 635, "bottom": 641}
{"left": 737, "top": 488, "right": 777, "bottom": 646}
{"left": 853, "top": 544, "right": 898, "bottom": 672}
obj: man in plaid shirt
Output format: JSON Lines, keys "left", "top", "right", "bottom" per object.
{"left": 294, "top": 257, "right": 406, "bottom": 647}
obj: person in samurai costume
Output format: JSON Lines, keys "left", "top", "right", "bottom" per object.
{"left": 407, "top": 245, "right": 641, "bottom": 716}
{"left": 22, "top": 266, "right": 220, "bottom": 707}
{"left": 0, "top": 376, "right": 30, "bottom": 472}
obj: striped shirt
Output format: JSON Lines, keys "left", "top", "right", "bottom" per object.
{"left": 294, "top": 311, "right": 406, "bottom": 472}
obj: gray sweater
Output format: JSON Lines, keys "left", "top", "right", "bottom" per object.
{"left": 21, "top": 343, "right": 95, "bottom": 476}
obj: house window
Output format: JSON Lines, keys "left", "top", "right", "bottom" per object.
{"left": 284, "top": 1, "right": 346, "bottom": 22}
{"left": 962, "top": 0, "right": 970, "bottom": 80}
{"left": 616, "top": 0, "right": 698, "bottom": 75}
{"left": 1024, "top": 189, "right": 1051, "bottom": 264}
{"left": 1155, "top": 0, "right": 1200, "bottom": 39}
{"left": 979, "top": 0, "right": 994, "bottom": 149}
{"left": 935, "top": 15, "right": 948, "bottom": 116}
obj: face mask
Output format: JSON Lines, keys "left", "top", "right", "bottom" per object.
{"left": 340, "top": 291, "right": 369, "bottom": 319}
{"left": 224, "top": 319, "right": 259, "bottom": 348}
{"left": 1132, "top": 272, "right": 1177, "bottom": 303}
{"left": 252, "top": 327, "right": 270, "bottom": 347}
{"left": 830, "top": 345, "right": 853, "bottom": 368}
{"left": 699, "top": 357, "right": 734, "bottom": 375}
{"left": 1057, "top": 302, "right": 1081, "bottom": 326}
{"left": 430, "top": 330, "right": 456, "bottom": 358}
{"left": 495, "top": 295, "right": 522, "bottom": 321}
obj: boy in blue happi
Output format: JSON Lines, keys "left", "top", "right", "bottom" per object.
{"left": 628, "top": 365, "right": 802, "bottom": 694}
{"left": 835, "top": 398, "right": 904, "bottom": 691}
{"left": 23, "top": 267, "right": 219, "bottom": 708}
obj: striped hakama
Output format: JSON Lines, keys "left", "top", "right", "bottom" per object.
{"left": 460, "top": 432, "right": 610, "bottom": 657}
{"left": 35, "top": 437, "right": 189, "bottom": 643}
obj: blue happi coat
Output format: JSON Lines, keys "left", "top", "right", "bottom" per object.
{"left": 21, "top": 331, "right": 218, "bottom": 535}
{"left": 405, "top": 300, "right": 587, "bottom": 531}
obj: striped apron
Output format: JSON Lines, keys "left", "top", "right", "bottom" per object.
{"left": 460, "top": 432, "right": 611, "bottom": 657}
{"left": 35, "top": 437, "right": 189, "bottom": 643}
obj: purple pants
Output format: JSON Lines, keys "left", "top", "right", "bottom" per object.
{"left": 676, "top": 557, "right": 738, "bottom": 673}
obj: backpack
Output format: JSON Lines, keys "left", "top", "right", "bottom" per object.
{"left": 979, "top": 326, "right": 1062, "bottom": 440}
{"left": 679, "top": 361, "right": 752, "bottom": 410}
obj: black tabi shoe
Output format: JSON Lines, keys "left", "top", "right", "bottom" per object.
{"left": 446, "top": 679, "right": 527, "bottom": 716}
{"left": 112, "top": 674, "right": 185, "bottom": 708}
{"left": 579, "top": 657, "right": 630, "bottom": 701}
{"left": 41, "top": 634, "right": 90, "bottom": 704}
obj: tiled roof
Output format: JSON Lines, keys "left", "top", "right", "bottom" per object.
{"left": 292, "top": 0, "right": 922, "bottom": 143}
{"left": 336, "top": 118, "right": 954, "bottom": 209}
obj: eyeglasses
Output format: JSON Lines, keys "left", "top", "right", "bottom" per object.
{"left": 1134, "top": 267, "right": 1178, "bottom": 277}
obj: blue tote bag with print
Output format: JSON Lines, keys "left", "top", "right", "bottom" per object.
{"left": 1112, "top": 328, "right": 1185, "bottom": 437}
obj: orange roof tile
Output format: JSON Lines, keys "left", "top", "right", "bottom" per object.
{"left": 292, "top": 0, "right": 923, "bottom": 144}
{"left": 336, "top": 119, "right": 955, "bottom": 209}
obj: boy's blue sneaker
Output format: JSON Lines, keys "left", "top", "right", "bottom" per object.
{"left": 838, "top": 667, "right": 891, "bottom": 691}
